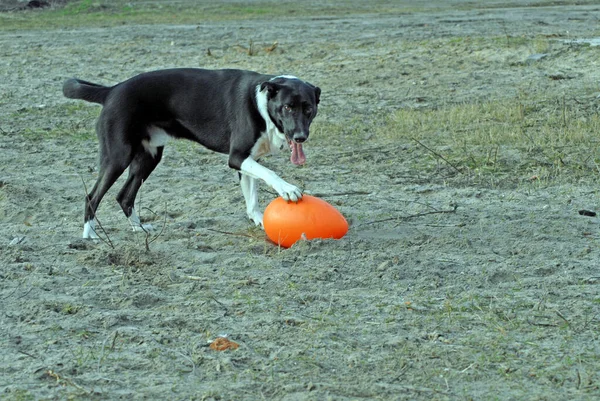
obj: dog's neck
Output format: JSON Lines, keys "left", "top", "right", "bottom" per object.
{"left": 253, "top": 85, "right": 287, "bottom": 159}
{"left": 255, "top": 85, "right": 277, "bottom": 133}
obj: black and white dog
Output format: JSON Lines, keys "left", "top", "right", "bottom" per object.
{"left": 62, "top": 68, "right": 321, "bottom": 239}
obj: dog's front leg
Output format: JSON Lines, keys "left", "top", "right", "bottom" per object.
{"left": 240, "top": 174, "right": 264, "bottom": 226}
{"left": 240, "top": 158, "right": 302, "bottom": 202}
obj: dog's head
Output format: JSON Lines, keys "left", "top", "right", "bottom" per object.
{"left": 260, "top": 76, "right": 321, "bottom": 165}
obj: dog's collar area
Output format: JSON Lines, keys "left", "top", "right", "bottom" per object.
{"left": 270, "top": 74, "right": 299, "bottom": 81}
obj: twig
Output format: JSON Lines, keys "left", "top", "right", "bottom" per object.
{"left": 110, "top": 331, "right": 119, "bottom": 351}
{"left": 46, "top": 370, "right": 91, "bottom": 395}
{"left": 555, "top": 310, "right": 570, "bottom": 327}
{"left": 18, "top": 350, "right": 37, "bottom": 359}
{"left": 581, "top": 313, "right": 599, "bottom": 331}
{"left": 1, "top": 287, "right": 19, "bottom": 300}
{"left": 206, "top": 228, "right": 254, "bottom": 238}
{"left": 140, "top": 202, "right": 168, "bottom": 251}
{"left": 182, "top": 275, "right": 207, "bottom": 281}
{"left": 199, "top": 296, "right": 229, "bottom": 313}
{"left": 413, "top": 138, "right": 462, "bottom": 174}
{"left": 332, "top": 144, "right": 404, "bottom": 158}
{"left": 562, "top": 94, "right": 567, "bottom": 128}
{"left": 136, "top": 186, "right": 152, "bottom": 251}
{"left": 174, "top": 350, "right": 196, "bottom": 375}
{"left": 16, "top": 287, "right": 34, "bottom": 299}
{"left": 359, "top": 205, "right": 457, "bottom": 226}
{"left": 527, "top": 317, "right": 557, "bottom": 327}
{"left": 265, "top": 41, "right": 278, "bottom": 53}
{"left": 375, "top": 382, "right": 448, "bottom": 395}
{"left": 461, "top": 363, "right": 476, "bottom": 373}
{"left": 310, "top": 191, "right": 372, "bottom": 197}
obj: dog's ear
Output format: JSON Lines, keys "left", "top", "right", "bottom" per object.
{"left": 260, "top": 81, "right": 280, "bottom": 98}
{"left": 305, "top": 83, "right": 321, "bottom": 105}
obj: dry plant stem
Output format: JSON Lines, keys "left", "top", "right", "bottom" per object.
{"left": 554, "top": 310, "right": 570, "bottom": 327}
{"left": 206, "top": 228, "right": 254, "bottom": 238}
{"left": 46, "top": 369, "right": 91, "bottom": 395}
{"left": 360, "top": 204, "right": 458, "bottom": 226}
{"left": 140, "top": 204, "right": 167, "bottom": 251}
{"left": 134, "top": 181, "right": 167, "bottom": 250}
{"left": 311, "top": 190, "right": 372, "bottom": 197}
{"left": 412, "top": 138, "right": 462, "bottom": 174}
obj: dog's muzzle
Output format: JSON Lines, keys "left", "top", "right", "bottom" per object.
{"left": 293, "top": 133, "right": 307, "bottom": 143}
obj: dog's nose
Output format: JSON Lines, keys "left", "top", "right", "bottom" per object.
{"left": 293, "top": 133, "right": 307, "bottom": 143}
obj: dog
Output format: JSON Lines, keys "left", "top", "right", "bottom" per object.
{"left": 62, "top": 68, "right": 321, "bottom": 239}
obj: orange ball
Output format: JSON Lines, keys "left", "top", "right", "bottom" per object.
{"left": 263, "top": 195, "right": 348, "bottom": 248}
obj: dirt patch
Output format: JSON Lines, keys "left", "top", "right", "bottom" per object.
{"left": 1, "top": 1, "right": 600, "bottom": 399}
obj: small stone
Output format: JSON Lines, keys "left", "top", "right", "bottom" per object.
{"left": 527, "top": 53, "right": 547, "bottom": 61}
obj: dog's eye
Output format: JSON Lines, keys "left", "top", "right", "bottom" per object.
{"left": 304, "top": 108, "right": 313, "bottom": 115}
{"left": 283, "top": 105, "right": 292, "bottom": 112}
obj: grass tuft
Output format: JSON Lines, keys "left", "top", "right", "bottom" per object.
{"left": 0, "top": 0, "right": 423, "bottom": 31}
{"left": 379, "top": 95, "right": 600, "bottom": 180}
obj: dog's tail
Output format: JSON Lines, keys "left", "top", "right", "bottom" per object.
{"left": 63, "top": 78, "right": 111, "bottom": 105}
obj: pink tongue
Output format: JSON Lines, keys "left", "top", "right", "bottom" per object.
{"left": 290, "top": 141, "right": 306, "bottom": 165}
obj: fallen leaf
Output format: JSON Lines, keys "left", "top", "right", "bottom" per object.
{"left": 209, "top": 337, "right": 239, "bottom": 351}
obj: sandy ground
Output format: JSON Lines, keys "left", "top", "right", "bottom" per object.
{"left": 1, "top": 1, "right": 600, "bottom": 399}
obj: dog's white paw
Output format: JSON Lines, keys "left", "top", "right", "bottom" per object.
{"left": 273, "top": 180, "right": 302, "bottom": 202}
{"left": 131, "top": 222, "right": 155, "bottom": 233}
{"left": 247, "top": 210, "right": 264, "bottom": 228}
{"left": 83, "top": 220, "right": 100, "bottom": 239}
{"left": 128, "top": 208, "right": 155, "bottom": 233}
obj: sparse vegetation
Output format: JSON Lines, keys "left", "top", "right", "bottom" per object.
{"left": 2, "top": 1, "right": 600, "bottom": 400}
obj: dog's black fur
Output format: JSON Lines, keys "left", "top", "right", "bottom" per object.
{"left": 63, "top": 68, "right": 320, "bottom": 238}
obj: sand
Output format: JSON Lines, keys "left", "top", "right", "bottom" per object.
{"left": 1, "top": 1, "right": 600, "bottom": 399}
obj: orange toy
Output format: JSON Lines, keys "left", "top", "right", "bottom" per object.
{"left": 263, "top": 195, "right": 348, "bottom": 248}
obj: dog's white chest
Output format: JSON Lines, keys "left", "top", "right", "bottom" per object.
{"left": 142, "top": 126, "right": 171, "bottom": 157}
{"left": 253, "top": 86, "right": 287, "bottom": 159}
{"left": 251, "top": 131, "right": 285, "bottom": 159}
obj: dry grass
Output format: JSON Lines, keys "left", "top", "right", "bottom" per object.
{"left": 0, "top": 0, "right": 427, "bottom": 31}
{"left": 3, "top": 1, "right": 600, "bottom": 400}
{"left": 377, "top": 95, "right": 600, "bottom": 181}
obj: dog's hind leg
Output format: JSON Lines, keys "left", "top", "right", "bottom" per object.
{"left": 240, "top": 174, "right": 263, "bottom": 227}
{"left": 116, "top": 147, "right": 164, "bottom": 233}
{"left": 84, "top": 158, "right": 132, "bottom": 239}
{"left": 83, "top": 118, "right": 135, "bottom": 239}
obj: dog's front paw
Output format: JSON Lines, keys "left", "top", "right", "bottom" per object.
{"left": 274, "top": 181, "right": 302, "bottom": 202}
{"left": 129, "top": 221, "right": 154, "bottom": 233}
{"left": 247, "top": 210, "right": 264, "bottom": 228}
{"left": 131, "top": 222, "right": 155, "bottom": 233}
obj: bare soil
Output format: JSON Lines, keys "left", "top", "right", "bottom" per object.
{"left": 1, "top": 1, "right": 600, "bottom": 399}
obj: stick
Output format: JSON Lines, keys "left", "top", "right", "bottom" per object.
{"left": 309, "top": 191, "right": 372, "bottom": 197}
{"left": 206, "top": 228, "right": 254, "bottom": 238}
{"left": 413, "top": 138, "right": 462, "bottom": 174}
{"left": 360, "top": 205, "right": 457, "bottom": 226}
{"left": 141, "top": 203, "right": 168, "bottom": 251}
{"left": 555, "top": 310, "right": 570, "bottom": 327}
{"left": 46, "top": 370, "right": 91, "bottom": 395}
